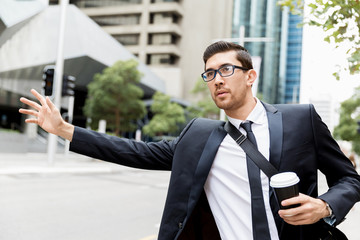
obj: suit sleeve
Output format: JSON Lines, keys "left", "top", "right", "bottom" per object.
{"left": 69, "top": 119, "right": 197, "bottom": 171}
{"left": 310, "top": 104, "right": 360, "bottom": 225}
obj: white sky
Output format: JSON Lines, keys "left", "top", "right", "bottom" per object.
{"left": 300, "top": 2, "right": 359, "bottom": 105}
{"left": 300, "top": 25, "right": 359, "bottom": 104}
{"left": 298, "top": 0, "right": 360, "bottom": 134}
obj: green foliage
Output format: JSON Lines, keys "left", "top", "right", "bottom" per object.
{"left": 142, "top": 92, "right": 186, "bottom": 137}
{"left": 83, "top": 59, "right": 146, "bottom": 136}
{"left": 277, "top": 0, "right": 360, "bottom": 80}
{"left": 277, "top": 0, "right": 304, "bottom": 15}
{"left": 186, "top": 78, "right": 220, "bottom": 119}
{"left": 333, "top": 86, "right": 360, "bottom": 155}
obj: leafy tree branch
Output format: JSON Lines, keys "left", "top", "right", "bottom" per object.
{"left": 277, "top": 0, "right": 360, "bottom": 80}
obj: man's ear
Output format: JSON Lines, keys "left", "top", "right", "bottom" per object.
{"left": 247, "top": 69, "right": 257, "bottom": 86}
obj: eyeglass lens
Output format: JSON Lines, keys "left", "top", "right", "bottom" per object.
{"left": 203, "top": 65, "right": 234, "bottom": 81}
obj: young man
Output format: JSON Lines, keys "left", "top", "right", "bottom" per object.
{"left": 19, "top": 41, "right": 360, "bottom": 240}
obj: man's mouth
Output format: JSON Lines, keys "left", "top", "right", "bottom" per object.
{"left": 216, "top": 90, "right": 228, "bottom": 97}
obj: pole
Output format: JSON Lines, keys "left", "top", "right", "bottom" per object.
{"left": 239, "top": 25, "right": 245, "bottom": 46}
{"left": 64, "top": 96, "right": 74, "bottom": 156}
{"left": 47, "top": 0, "right": 69, "bottom": 164}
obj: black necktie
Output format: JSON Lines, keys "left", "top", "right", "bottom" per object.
{"left": 241, "top": 122, "right": 271, "bottom": 240}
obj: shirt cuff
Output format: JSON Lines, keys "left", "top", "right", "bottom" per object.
{"left": 323, "top": 204, "right": 336, "bottom": 226}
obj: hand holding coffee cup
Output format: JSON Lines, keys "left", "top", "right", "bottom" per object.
{"left": 270, "top": 172, "right": 300, "bottom": 209}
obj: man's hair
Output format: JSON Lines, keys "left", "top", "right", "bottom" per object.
{"left": 203, "top": 41, "right": 253, "bottom": 70}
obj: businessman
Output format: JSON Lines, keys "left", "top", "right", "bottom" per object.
{"left": 19, "top": 41, "right": 360, "bottom": 240}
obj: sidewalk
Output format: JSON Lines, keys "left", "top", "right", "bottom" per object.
{"left": 0, "top": 131, "right": 127, "bottom": 175}
{"left": 0, "top": 152, "right": 125, "bottom": 175}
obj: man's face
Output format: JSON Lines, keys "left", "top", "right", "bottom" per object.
{"left": 205, "top": 50, "right": 255, "bottom": 117}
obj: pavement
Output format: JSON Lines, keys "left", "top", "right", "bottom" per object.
{"left": 0, "top": 130, "right": 126, "bottom": 175}
{"left": 0, "top": 152, "right": 126, "bottom": 176}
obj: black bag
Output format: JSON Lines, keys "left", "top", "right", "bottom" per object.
{"left": 316, "top": 220, "right": 348, "bottom": 240}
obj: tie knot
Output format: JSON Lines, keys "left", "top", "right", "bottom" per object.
{"left": 241, "top": 121, "right": 253, "bottom": 133}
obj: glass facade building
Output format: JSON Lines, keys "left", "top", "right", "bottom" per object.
{"left": 285, "top": 13, "right": 303, "bottom": 103}
{"left": 232, "top": 0, "right": 303, "bottom": 104}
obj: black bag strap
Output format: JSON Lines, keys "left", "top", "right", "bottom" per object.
{"left": 224, "top": 121, "right": 279, "bottom": 178}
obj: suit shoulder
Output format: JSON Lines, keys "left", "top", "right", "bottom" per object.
{"left": 273, "top": 103, "right": 314, "bottom": 113}
{"left": 182, "top": 118, "right": 224, "bottom": 135}
{"left": 193, "top": 117, "right": 224, "bottom": 126}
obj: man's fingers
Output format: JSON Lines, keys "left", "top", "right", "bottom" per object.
{"left": 19, "top": 109, "right": 38, "bottom": 117}
{"left": 30, "top": 88, "right": 47, "bottom": 106}
{"left": 20, "top": 97, "right": 42, "bottom": 111}
{"left": 25, "top": 118, "right": 38, "bottom": 124}
{"left": 281, "top": 193, "right": 306, "bottom": 207}
{"left": 283, "top": 213, "right": 311, "bottom": 225}
{"left": 46, "top": 96, "right": 56, "bottom": 111}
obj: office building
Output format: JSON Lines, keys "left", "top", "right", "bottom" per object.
{"left": 0, "top": 1, "right": 165, "bottom": 129}
{"left": 232, "top": 0, "right": 303, "bottom": 104}
{"left": 50, "top": 0, "right": 233, "bottom": 100}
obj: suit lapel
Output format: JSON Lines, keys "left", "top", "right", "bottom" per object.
{"left": 262, "top": 102, "right": 285, "bottom": 233}
{"left": 187, "top": 124, "right": 227, "bottom": 212}
{"left": 262, "top": 102, "right": 283, "bottom": 170}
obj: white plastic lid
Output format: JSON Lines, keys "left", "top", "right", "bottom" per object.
{"left": 270, "top": 172, "right": 300, "bottom": 188}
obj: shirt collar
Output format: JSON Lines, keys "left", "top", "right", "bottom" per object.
{"left": 227, "top": 98, "right": 267, "bottom": 129}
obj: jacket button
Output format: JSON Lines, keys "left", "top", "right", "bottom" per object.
{"left": 178, "top": 222, "right": 183, "bottom": 229}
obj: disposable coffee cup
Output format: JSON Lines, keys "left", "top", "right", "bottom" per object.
{"left": 270, "top": 172, "right": 300, "bottom": 209}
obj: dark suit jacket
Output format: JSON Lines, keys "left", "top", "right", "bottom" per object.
{"left": 70, "top": 102, "right": 360, "bottom": 240}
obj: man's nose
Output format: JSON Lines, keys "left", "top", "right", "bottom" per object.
{"left": 214, "top": 72, "right": 224, "bottom": 86}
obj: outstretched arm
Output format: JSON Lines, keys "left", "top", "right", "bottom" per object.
{"left": 19, "top": 89, "right": 74, "bottom": 141}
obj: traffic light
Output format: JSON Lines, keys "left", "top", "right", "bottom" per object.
{"left": 357, "top": 121, "right": 360, "bottom": 134}
{"left": 42, "top": 66, "right": 55, "bottom": 96}
{"left": 62, "top": 75, "right": 76, "bottom": 97}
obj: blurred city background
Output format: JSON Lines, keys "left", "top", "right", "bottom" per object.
{"left": 0, "top": 0, "right": 360, "bottom": 239}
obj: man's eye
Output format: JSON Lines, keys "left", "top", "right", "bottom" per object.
{"left": 206, "top": 71, "right": 214, "bottom": 78}
{"left": 221, "top": 66, "right": 232, "bottom": 73}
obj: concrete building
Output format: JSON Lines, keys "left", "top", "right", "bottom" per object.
{"left": 0, "top": 0, "right": 165, "bottom": 129}
{"left": 50, "top": 0, "right": 233, "bottom": 100}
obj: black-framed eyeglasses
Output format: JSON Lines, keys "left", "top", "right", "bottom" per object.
{"left": 201, "top": 65, "right": 250, "bottom": 82}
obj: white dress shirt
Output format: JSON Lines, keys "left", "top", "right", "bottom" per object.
{"left": 204, "top": 99, "right": 279, "bottom": 240}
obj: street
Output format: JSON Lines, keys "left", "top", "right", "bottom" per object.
{"left": 0, "top": 132, "right": 359, "bottom": 240}
{"left": 0, "top": 158, "right": 359, "bottom": 240}
{"left": 0, "top": 162, "right": 170, "bottom": 240}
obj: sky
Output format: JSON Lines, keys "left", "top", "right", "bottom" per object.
{"left": 300, "top": 24, "right": 359, "bottom": 105}
{"left": 299, "top": 2, "right": 359, "bottom": 132}
{"left": 300, "top": 1, "right": 359, "bottom": 105}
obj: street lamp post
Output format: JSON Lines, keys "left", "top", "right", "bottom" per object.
{"left": 47, "top": 0, "right": 69, "bottom": 164}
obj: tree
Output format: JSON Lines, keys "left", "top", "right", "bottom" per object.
{"left": 142, "top": 92, "right": 186, "bottom": 137}
{"left": 333, "top": 86, "right": 360, "bottom": 155}
{"left": 186, "top": 78, "right": 220, "bottom": 119}
{"left": 83, "top": 59, "right": 146, "bottom": 136}
{"left": 277, "top": 0, "right": 360, "bottom": 80}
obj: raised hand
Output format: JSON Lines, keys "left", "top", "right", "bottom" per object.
{"left": 19, "top": 89, "right": 74, "bottom": 141}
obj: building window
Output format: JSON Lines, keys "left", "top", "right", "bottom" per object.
{"left": 148, "top": 33, "right": 178, "bottom": 45}
{"left": 113, "top": 34, "right": 140, "bottom": 45}
{"left": 146, "top": 54, "right": 178, "bottom": 65}
{"left": 71, "top": 0, "right": 142, "bottom": 8}
{"left": 149, "top": 12, "right": 179, "bottom": 24}
{"left": 91, "top": 14, "right": 140, "bottom": 26}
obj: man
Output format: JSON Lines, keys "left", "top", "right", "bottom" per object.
{"left": 19, "top": 41, "right": 360, "bottom": 240}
